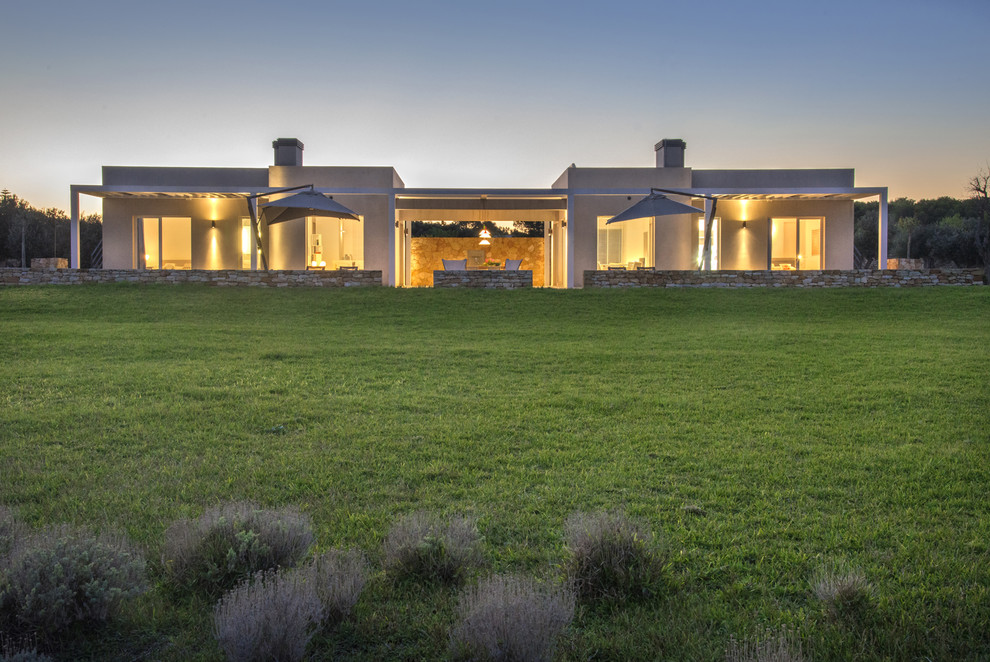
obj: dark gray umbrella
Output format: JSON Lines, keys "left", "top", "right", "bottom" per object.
{"left": 608, "top": 187, "right": 719, "bottom": 271}
{"left": 605, "top": 191, "right": 701, "bottom": 225}
{"left": 261, "top": 190, "right": 360, "bottom": 225}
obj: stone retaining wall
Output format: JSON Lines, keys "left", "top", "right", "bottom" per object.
{"left": 1, "top": 268, "right": 382, "bottom": 287}
{"left": 584, "top": 269, "right": 983, "bottom": 288}
{"left": 433, "top": 270, "right": 533, "bottom": 289}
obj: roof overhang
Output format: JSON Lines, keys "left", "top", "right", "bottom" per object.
{"left": 566, "top": 186, "right": 886, "bottom": 201}
{"left": 72, "top": 185, "right": 886, "bottom": 203}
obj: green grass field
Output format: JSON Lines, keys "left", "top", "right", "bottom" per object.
{"left": 1, "top": 285, "right": 988, "bottom": 661}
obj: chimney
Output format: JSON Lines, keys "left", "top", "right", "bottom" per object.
{"left": 273, "top": 138, "right": 304, "bottom": 166}
{"left": 655, "top": 138, "right": 686, "bottom": 168}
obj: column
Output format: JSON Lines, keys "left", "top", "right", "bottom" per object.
{"left": 70, "top": 188, "right": 80, "bottom": 269}
{"left": 878, "top": 188, "right": 888, "bottom": 268}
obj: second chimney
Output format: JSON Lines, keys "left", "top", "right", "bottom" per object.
{"left": 655, "top": 138, "right": 686, "bottom": 168}
{"left": 273, "top": 138, "right": 304, "bottom": 166}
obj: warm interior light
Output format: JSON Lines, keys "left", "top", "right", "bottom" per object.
{"left": 479, "top": 238, "right": 491, "bottom": 246}
{"left": 311, "top": 261, "right": 317, "bottom": 267}
{"left": 242, "top": 226, "right": 250, "bottom": 254}
{"left": 479, "top": 229, "right": 492, "bottom": 239}
{"left": 319, "top": 261, "right": 326, "bottom": 267}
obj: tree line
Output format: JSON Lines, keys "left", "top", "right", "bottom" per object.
{"left": 0, "top": 190, "right": 103, "bottom": 268}
{"left": 854, "top": 168, "right": 990, "bottom": 280}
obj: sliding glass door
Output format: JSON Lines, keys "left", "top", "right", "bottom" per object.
{"left": 770, "top": 218, "right": 822, "bottom": 270}
{"left": 139, "top": 217, "right": 192, "bottom": 269}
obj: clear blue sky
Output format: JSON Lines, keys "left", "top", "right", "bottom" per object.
{"left": 1, "top": 0, "right": 987, "bottom": 214}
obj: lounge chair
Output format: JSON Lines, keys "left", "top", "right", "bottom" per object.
{"left": 442, "top": 259, "right": 467, "bottom": 271}
{"left": 504, "top": 259, "right": 522, "bottom": 270}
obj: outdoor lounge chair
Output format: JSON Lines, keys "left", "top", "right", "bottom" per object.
{"left": 442, "top": 259, "right": 467, "bottom": 270}
{"left": 504, "top": 259, "right": 522, "bottom": 270}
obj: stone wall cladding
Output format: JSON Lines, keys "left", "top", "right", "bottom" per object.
{"left": 31, "top": 258, "right": 69, "bottom": 270}
{"left": 411, "top": 237, "right": 545, "bottom": 287}
{"left": 0, "top": 269, "right": 382, "bottom": 287}
{"left": 433, "top": 270, "right": 533, "bottom": 289}
{"left": 583, "top": 269, "right": 983, "bottom": 288}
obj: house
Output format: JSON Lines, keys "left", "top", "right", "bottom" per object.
{"left": 68, "top": 138, "right": 889, "bottom": 287}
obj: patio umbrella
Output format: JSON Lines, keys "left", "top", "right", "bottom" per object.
{"left": 606, "top": 187, "right": 718, "bottom": 271}
{"left": 260, "top": 190, "right": 360, "bottom": 224}
{"left": 605, "top": 190, "right": 701, "bottom": 225}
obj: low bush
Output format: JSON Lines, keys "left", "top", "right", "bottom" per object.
{"left": 812, "top": 564, "right": 872, "bottom": 620}
{"left": 0, "top": 507, "right": 26, "bottom": 616}
{"left": 450, "top": 573, "right": 575, "bottom": 662}
{"left": 213, "top": 568, "right": 323, "bottom": 662}
{"left": 564, "top": 510, "right": 665, "bottom": 602}
{"left": 0, "top": 650, "right": 54, "bottom": 662}
{"left": 305, "top": 548, "right": 368, "bottom": 626}
{"left": 383, "top": 511, "right": 484, "bottom": 584}
{"left": 0, "top": 506, "right": 25, "bottom": 561}
{"left": 725, "top": 626, "right": 805, "bottom": 662}
{"left": 0, "top": 524, "right": 147, "bottom": 634}
{"left": 163, "top": 502, "right": 313, "bottom": 595}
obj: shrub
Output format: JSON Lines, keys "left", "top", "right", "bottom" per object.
{"left": 0, "top": 525, "right": 147, "bottom": 634}
{"left": 812, "top": 565, "right": 871, "bottom": 619}
{"left": 163, "top": 502, "right": 313, "bottom": 595}
{"left": 564, "top": 510, "right": 665, "bottom": 602}
{"left": 213, "top": 568, "right": 323, "bottom": 662}
{"left": 0, "top": 506, "right": 25, "bottom": 561}
{"left": 1, "top": 650, "right": 54, "bottom": 662}
{"left": 383, "top": 511, "right": 484, "bottom": 584}
{"left": 450, "top": 573, "right": 575, "bottom": 662}
{"left": 0, "top": 635, "right": 52, "bottom": 662}
{"left": 725, "top": 626, "right": 805, "bottom": 662}
{"left": 305, "top": 548, "right": 368, "bottom": 626}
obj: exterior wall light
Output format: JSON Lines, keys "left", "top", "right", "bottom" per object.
{"left": 211, "top": 220, "right": 217, "bottom": 229}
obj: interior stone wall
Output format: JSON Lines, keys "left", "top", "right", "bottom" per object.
{"left": 410, "top": 237, "right": 545, "bottom": 287}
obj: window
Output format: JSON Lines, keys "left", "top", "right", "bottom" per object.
{"left": 697, "top": 217, "right": 720, "bottom": 269}
{"left": 139, "top": 217, "right": 191, "bottom": 269}
{"left": 771, "top": 218, "right": 822, "bottom": 270}
{"left": 241, "top": 218, "right": 252, "bottom": 269}
{"left": 306, "top": 216, "right": 364, "bottom": 269}
{"left": 597, "top": 216, "right": 653, "bottom": 269}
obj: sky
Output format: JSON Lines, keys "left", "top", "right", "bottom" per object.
{"left": 1, "top": 0, "right": 988, "bottom": 215}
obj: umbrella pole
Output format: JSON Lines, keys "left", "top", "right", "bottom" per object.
{"left": 700, "top": 198, "right": 718, "bottom": 271}
{"left": 246, "top": 197, "right": 268, "bottom": 270}
{"left": 242, "top": 185, "right": 312, "bottom": 270}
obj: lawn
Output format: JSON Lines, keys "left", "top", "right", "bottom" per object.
{"left": 1, "top": 285, "right": 988, "bottom": 661}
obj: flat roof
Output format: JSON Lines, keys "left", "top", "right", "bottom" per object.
{"left": 73, "top": 185, "right": 886, "bottom": 202}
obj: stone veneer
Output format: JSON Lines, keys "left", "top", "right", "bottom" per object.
{"left": 31, "top": 258, "right": 69, "bottom": 269}
{"left": 411, "top": 237, "right": 544, "bottom": 287}
{"left": 886, "top": 258, "right": 924, "bottom": 270}
{"left": 584, "top": 269, "right": 983, "bottom": 288}
{"left": 1, "top": 268, "right": 382, "bottom": 287}
{"left": 433, "top": 270, "right": 533, "bottom": 289}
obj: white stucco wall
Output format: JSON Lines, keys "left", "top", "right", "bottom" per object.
{"left": 102, "top": 198, "right": 250, "bottom": 270}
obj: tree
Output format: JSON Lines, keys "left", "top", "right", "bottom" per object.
{"left": 897, "top": 215, "right": 920, "bottom": 259}
{"left": 967, "top": 166, "right": 990, "bottom": 283}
